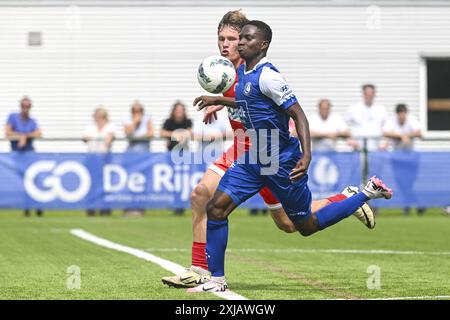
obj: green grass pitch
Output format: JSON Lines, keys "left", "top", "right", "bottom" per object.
{"left": 0, "top": 208, "right": 449, "bottom": 300}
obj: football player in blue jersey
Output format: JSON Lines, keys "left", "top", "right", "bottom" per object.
{"left": 189, "top": 20, "right": 393, "bottom": 293}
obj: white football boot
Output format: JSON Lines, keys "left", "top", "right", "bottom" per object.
{"left": 186, "top": 278, "right": 228, "bottom": 293}
{"left": 362, "top": 176, "right": 393, "bottom": 199}
{"left": 162, "top": 266, "right": 211, "bottom": 288}
{"left": 342, "top": 186, "right": 376, "bottom": 229}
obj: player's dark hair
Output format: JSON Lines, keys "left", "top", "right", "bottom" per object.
{"left": 396, "top": 103, "right": 408, "bottom": 113}
{"left": 362, "top": 83, "right": 376, "bottom": 91}
{"left": 218, "top": 10, "right": 249, "bottom": 33}
{"left": 245, "top": 20, "right": 272, "bottom": 44}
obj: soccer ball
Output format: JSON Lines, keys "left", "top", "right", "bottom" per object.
{"left": 197, "top": 55, "right": 236, "bottom": 94}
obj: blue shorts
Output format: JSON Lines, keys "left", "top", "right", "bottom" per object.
{"left": 217, "top": 152, "right": 312, "bottom": 225}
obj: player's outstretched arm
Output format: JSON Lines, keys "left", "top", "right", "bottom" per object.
{"left": 193, "top": 95, "right": 236, "bottom": 110}
{"left": 287, "top": 102, "right": 312, "bottom": 182}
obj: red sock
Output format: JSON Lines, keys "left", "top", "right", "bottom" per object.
{"left": 326, "top": 193, "right": 347, "bottom": 203}
{"left": 192, "top": 242, "right": 208, "bottom": 270}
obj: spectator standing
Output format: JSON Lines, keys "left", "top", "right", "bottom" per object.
{"left": 309, "top": 99, "right": 350, "bottom": 151}
{"left": 160, "top": 101, "right": 193, "bottom": 215}
{"left": 161, "top": 101, "right": 193, "bottom": 152}
{"left": 5, "top": 96, "right": 43, "bottom": 217}
{"left": 123, "top": 101, "right": 154, "bottom": 152}
{"left": 383, "top": 103, "right": 425, "bottom": 215}
{"left": 345, "top": 84, "right": 388, "bottom": 151}
{"left": 122, "top": 101, "right": 154, "bottom": 217}
{"left": 82, "top": 107, "right": 116, "bottom": 217}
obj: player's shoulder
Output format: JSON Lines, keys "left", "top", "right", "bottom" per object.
{"left": 259, "top": 64, "right": 285, "bottom": 85}
{"left": 260, "top": 60, "right": 281, "bottom": 74}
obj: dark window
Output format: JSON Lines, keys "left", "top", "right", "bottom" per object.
{"left": 427, "top": 59, "right": 450, "bottom": 131}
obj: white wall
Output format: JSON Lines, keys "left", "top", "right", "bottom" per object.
{"left": 0, "top": 3, "right": 449, "bottom": 152}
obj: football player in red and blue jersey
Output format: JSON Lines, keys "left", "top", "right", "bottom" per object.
{"left": 189, "top": 20, "right": 392, "bottom": 292}
{"left": 162, "top": 11, "right": 373, "bottom": 290}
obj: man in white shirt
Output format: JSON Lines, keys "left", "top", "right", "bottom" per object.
{"left": 383, "top": 103, "right": 424, "bottom": 216}
{"left": 309, "top": 99, "right": 350, "bottom": 151}
{"left": 345, "top": 84, "right": 388, "bottom": 151}
{"left": 383, "top": 104, "right": 422, "bottom": 150}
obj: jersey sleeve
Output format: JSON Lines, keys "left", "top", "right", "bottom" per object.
{"left": 259, "top": 67, "right": 298, "bottom": 110}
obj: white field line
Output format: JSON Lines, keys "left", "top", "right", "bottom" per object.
{"left": 369, "top": 296, "right": 450, "bottom": 300}
{"left": 70, "top": 229, "right": 247, "bottom": 301}
{"left": 145, "top": 248, "right": 450, "bottom": 256}
{"left": 328, "top": 296, "right": 450, "bottom": 300}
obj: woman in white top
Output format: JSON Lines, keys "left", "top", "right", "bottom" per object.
{"left": 82, "top": 107, "right": 116, "bottom": 216}
{"left": 82, "top": 107, "right": 116, "bottom": 153}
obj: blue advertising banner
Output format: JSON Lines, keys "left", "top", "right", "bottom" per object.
{"left": 0, "top": 152, "right": 206, "bottom": 209}
{"left": 0, "top": 151, "right": 360, "bottom": 209}
{"left": 307, "top": 152, "right": 361, "bottom": 200}
{"left": 369, "top": 151, "right": 450, "bottom": 207}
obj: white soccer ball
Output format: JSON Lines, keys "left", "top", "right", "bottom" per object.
{"left": 197, "top": 55, "right": 236, "bottom": 94}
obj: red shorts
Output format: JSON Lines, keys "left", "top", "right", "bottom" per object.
{"left": 208, "top": 144, "right": 282, "bottom": 209}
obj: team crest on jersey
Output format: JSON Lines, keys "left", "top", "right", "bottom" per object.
{"left": 244, "top": 82, "right": 252, "bottom": 96}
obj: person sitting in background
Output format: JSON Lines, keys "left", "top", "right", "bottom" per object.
{"left": 383, "top": 103, "right": 422, "bottom": 151}
{"left": 82, "top": 107, "right": 116, "bottom": 217}
{"left": 383, "top": 103, "right": 425, "bottom": 216}
{"left": 160, "top": 101, "right": 193, "bottom": 215}
{"left": 5, "top": 96, "right": 43, "bottom": 217}
{"left": 123, "top": 100, "right": 154, "bottom": 152}
{"left": 161, "top": 101, "right": 193, "bottom": 152}
{"left": 122, "top": 101, "right": 154, "bottom": 217}
{"left": 309, "top": 99, "right": 350, "bottom": 151}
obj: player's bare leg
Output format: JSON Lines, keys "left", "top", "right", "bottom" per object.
{"left": 191, "top": 169, "right": 221, "bottom": 244}
{"left": 270, "top": 199, "right": 330, "bottom": 233}
{"left": 161, "top": 169, "right": 221, "bottom": 288}
{"left": 269, "top": 207, "right": 297, "bottom": 233}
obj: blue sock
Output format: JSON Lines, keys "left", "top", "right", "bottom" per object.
{"left": 206, "top": 219, "right": 229, "bottom": 277}
{"left": 316, "top": 192, "right": 369, "bottom": 230}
